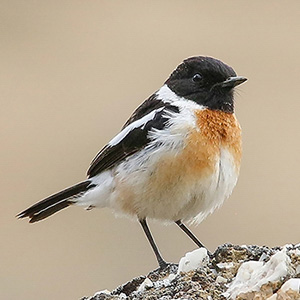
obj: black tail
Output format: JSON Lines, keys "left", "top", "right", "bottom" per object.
{"left": 17, "top": 181, "right": 95, "bottom": 223}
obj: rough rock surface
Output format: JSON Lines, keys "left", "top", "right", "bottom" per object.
{"left": 81, "top": 244, "right": 300, "bottom": 300}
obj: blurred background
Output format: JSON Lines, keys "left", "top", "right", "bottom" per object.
{"left": 1, "top": 1, "right": 299, "bottom": 299}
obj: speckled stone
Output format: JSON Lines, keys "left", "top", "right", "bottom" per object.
{"left": 81, "top": 244, "right": 300, "bottom": 300}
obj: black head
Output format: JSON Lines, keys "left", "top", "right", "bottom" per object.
{"left": 165, "top": 56, "right": 247, "bottom": 113}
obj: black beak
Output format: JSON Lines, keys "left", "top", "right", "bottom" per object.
{"left": 221, "top": 76, "right": 247, "bottom": 88}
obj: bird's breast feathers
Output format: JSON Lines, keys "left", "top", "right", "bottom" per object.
{"left": 108, "top": 96, "right": 241, "bottom": 223}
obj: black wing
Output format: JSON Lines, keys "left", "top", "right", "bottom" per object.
{"left": 87, "top": 96, "right": 179, "bottom": 178}
{"left": 122, "top": 94, "right": 165, "bottom": 128}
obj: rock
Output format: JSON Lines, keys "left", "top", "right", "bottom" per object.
{"left": 81, "top": 244, "right": 300, "bottom": 300}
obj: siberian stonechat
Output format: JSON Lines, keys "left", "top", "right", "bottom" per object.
{"left": 18, "top": 56, "right": 247, "bottom": 268}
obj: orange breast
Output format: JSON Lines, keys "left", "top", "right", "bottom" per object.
{"left": 145, "top": 109, "right": 242, "bottom": 192}
{"left": 116, "top": 109, "right": 242, "bottom": 219}
{"left": 188, "top": 109, "right": 242, "bottom": 174}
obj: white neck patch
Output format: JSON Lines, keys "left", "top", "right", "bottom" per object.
{"left": 156, "top": 84, "right": 187, "bottom": 103}
{"left": 156, "top": 84, "right": 206, "bottom": 112}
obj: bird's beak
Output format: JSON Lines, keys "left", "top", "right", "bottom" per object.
{"left": 221, "top": 76, "right": 247, "bottom": 88}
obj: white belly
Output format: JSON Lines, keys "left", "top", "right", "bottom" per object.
{"left": 184, "top": 147, "right": 239, "bottom": 224}
{"left": 107, "top": 146, "right": 239, "bottom": 224}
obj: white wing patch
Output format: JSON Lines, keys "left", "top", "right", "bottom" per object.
{"left": 108, "top": 107, "right": 165, "bottom": 146}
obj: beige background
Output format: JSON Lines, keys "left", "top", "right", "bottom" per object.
{"left": 1, "top": 1, "right": 300, "bottom": 299}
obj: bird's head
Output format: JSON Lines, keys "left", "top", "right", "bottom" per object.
{"left": 165, "top": 56, "right": 247, "bottom": 113}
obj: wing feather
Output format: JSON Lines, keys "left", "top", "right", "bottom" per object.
{"left": 87, "top": 96, "right": 179, "bottom": 177}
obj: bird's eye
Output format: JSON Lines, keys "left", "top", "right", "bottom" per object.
{"left": 192, "top": 73, "right": 203, "bottom": 82}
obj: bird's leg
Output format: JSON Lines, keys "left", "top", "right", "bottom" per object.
{"left": 175, "top": 220, "right": 212, "bottom": 257}
{"left": 139, "top": 218, "right": 168, "bottom": 269}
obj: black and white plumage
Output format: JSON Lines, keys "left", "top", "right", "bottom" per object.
{"left": 18, "top": 94, "right": 183, "bottom": 223}
{"left": 18, "top": 56, "right": 247, "bottom": 268}
{"left": 87, "top": 97, "right": 180, "bottom": 177}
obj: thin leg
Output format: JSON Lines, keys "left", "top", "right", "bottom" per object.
{"left": 175, "top": 220, "right": 212, "bottom": 256}
{"left": 139, "top": 219, "right": 168, "bottom": 269}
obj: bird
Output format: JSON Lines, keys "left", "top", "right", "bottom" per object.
{"left": 17, "top": 56, "right": 247, "bottom": 269}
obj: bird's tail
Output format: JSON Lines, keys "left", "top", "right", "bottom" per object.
{"left": 17, "top": 180, "right": 96, "bottom": 223}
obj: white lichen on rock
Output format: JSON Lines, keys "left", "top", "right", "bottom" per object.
{"left": 224, "top": 248, "right": 293, "bottom": 299}
{"left": 177, "top": 248, "right": 209, "bottom": 274}
{"left": 81, "top": 244, "right": 300, "bottom": 300}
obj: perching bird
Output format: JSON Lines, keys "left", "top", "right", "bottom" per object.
{"left": 17, "top": 56, "right": 247, "bottom": 269}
